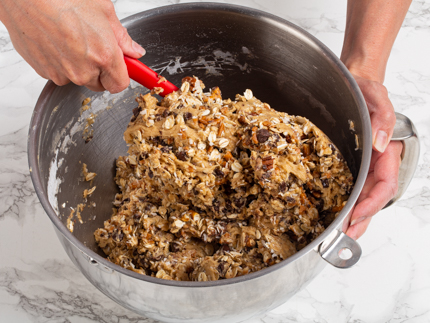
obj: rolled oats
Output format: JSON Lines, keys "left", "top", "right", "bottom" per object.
{"left": 218, "top": 138, "right": 229, "bottom": 149}
{"left": 94, "top": 76, "right": 354, "bottom": 282}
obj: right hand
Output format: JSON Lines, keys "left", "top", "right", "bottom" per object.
{"left": 0, "top": 0, "right": 145, "bottom": 93}
{"left": 345, "top": 74, "right": 402, "bottom": 240}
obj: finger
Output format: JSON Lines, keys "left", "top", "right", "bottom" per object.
{"left": 99, "top": 46, "right": 130, "bottom": 93}
{"left": 51, "top": 75, "right": 71, "bottom": 87}
{"left": 348, "top": 141, "right": 402, "bottom": 229}
{"left": 60, "top": 59, "right": 105, "bottom": 92}
{"left": 36, "top": 65, "right": 70, "bottom": 86}
{"left": 370, "top": 97, "right": 396, "bottom": 153}
{"left": 353, "top": 75, "right": 397, "bottom": 153}
{"left": 346, "top": 216, "right": 372, "bottom": 240}
{"left": 83, "top": 75, "right": 105, "bottom": 92}
{"left": 109, "top": 14, "right": 145, "bottom": 58}
{"left": 359, "top": 79, "right": 396, "bottom": 153}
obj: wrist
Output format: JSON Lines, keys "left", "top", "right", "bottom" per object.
{"left": 341, "top": 51, "right": 387, "bottom": 84}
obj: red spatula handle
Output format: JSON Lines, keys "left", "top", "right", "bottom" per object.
{"left": 124, "top": 55, "right": 178, "bottom": 97}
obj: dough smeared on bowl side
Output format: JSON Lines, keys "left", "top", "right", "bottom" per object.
{"left": 94, "top": 77, "right": 354, "bottom": 281}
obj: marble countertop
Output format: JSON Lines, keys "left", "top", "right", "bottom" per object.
{"left": 1, "top": 0, "right": 429, "bottom": 322}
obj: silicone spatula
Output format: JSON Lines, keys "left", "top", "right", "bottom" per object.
{"left": 124, "top": 56, "right": 179, "bottom": 97}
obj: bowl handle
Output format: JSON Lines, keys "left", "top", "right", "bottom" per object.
{"left": 384, "top": 112, "right": 420, "bottom": 208}
{"left": 319, "top": 229, "right": 362, "bottom": 268}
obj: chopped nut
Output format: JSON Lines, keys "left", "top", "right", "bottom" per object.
{"left": 238, "top": 115, "right": 248, "bottom": 125}
{"left": 95, "top": 75, "right": 353, "bottom": 283}
{"left": 224, "top": 151, "right": 233, "bottom": 161}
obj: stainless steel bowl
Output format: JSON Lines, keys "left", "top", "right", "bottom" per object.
{"left": 28, "top": 3, "right": 419, "bottom": 322}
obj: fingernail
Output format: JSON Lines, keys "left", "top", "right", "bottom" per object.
{"left": 350, "top": 216, "right": 366, "bottom": 226}
{"left": 132, "top": 41, "right": 146, "bottom": 56}
{"left": 374, "top": 130, "right": 388, "bottom": 153}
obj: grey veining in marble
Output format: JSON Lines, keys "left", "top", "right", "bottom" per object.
{"left": 1, "top": 0, "right": 430, "bottom": 322}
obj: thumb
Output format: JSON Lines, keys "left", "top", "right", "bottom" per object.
{"left": 111, "top": 22, "right": 146, "bottom": 59}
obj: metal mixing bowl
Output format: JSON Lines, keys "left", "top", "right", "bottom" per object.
{"left": 28, "top": 3, "right": 419, "bottom": 322}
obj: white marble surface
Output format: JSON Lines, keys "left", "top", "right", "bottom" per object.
{"left": 1, "top": 0, "right": 429, "bottom": 322}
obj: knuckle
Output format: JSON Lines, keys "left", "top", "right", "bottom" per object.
{"left": 103, "top": 0, "right": 116, "bottom": 13}
{"left": 70, "top": 74, "right": 92, "bottom": 87}
{"left": 49, "top": 73, "right": 69, "bottom": 87}
{"left": 108, "top": 78, "right": 129, "bottom": 94}
{"left": 380, "top": 109, "right": 394, "bottom": 120}
{"left": 114, "top": 26, "right": 132, "bottom": 51}
{"left": 117, "top": 26, "right": 129, "bottom": 41}
{"left": 55, "top": 78, "right": 70, "bottom": 86}
{"left": 381, "top": 110, "right": 396, "bottom": 128}
{"left": 389, "top": 180, "right": 399, "bottom": 199}
{"left": 96, "top": 50, "right": 115, "bottom": 69}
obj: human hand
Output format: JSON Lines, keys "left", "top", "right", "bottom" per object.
{"left": 0, "top": 0, "right": 145, "bottom": 93}
{"left": 345, "top": 75, "right": 403, "bottom": 240}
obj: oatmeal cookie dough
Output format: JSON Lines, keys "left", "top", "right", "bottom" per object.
{"left": 94, "top": 77, "right": 354, "bottom": 281}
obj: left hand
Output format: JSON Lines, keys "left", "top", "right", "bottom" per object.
{"left": 345, "top": 75, "right": 403, "bottom": 240}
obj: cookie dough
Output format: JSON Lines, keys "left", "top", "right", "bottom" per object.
{"left": 94, "top": 77, "right": 354, "bottom": 281}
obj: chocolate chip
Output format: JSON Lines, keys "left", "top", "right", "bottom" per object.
{"left": 139, "top": 257, "right": 149, "bottom": 269}
{"left": 133, "top": 213, "right": 142, "bottom": 221}
{"left": 212, "top": 199, "right": 221, "bottom": 214}
{"left": 279, "top": 182, "right": 288, "bottom": 193}
{"left": 130, "top": 107, "right": 140, "bottom": 122}
{"left": 256, "top": 129, "right": 271, "bottom": 143}
{"left": 184, "top": 112, "right": 193, "bottom": 121}
{"left": 286, "top": 196, "right": 295, "bottom": 203}
{"left": 246, "top": 195, "right": 257, "bottom": 207}
{"left": 261, "top": 172, "right": 271, "bottom": 180}
{"left": 169, "top": 242, "right": 181, "bottom": 253}
{"left": 225, "top": 200, "right": 233, "bottom": 212}
{"left": 175, "top": 150, "right": 188, "bottom": 161}
{"left": 234, "top": 198, "right": 245, "bottom": 209}
{"left": 152, "top": 136, "right": 161, "bottom": 145}
{"left": 161, "top": 146, "right": 172, "bottom": 153}
{"left": 162, "top": 109, "right": 169, "bottom": 118}
{"left": 113, "top": 231, "right": 124, "bottom": 242}
{"left": 148, "top": 169, "right": 154, "bottom": 178}
{"left": 214, "top": 168, "right": 224, "bottom": 177}
{"left": 316, "top": 199, "right": 324, "bottom": 212}
{"left": 84, "top": 135, "right": 93, "bottom": 144}
{"left": 222, "top": 245, "right": 231, "bottom": 252}
{"left": 321, "top": 178, "right": 329, "bottom": 188}
{"left": 217, "top": 262, "right": 225, "bottom": 273}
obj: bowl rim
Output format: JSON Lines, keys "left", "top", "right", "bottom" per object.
{"left": 28, "top": 2, "right": 372, "bottom": 288}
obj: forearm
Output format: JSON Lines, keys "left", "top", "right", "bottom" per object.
{"left": 0, "top": 0, "right": 144, "bottom": 93}
{"left": 341, "top": 0, "right": 411, "bottom": 83}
